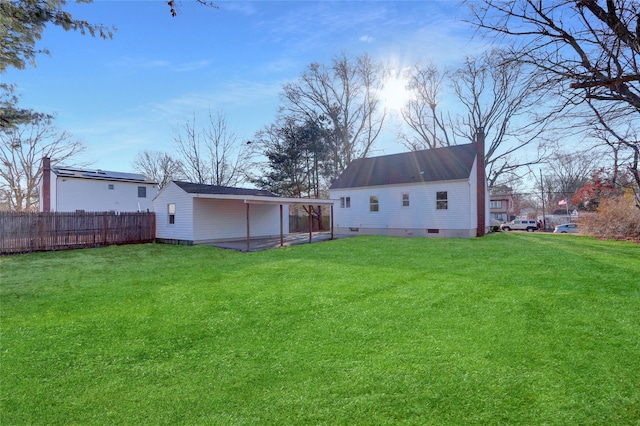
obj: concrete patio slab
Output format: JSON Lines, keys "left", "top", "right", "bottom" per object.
{"left": 204, "top": 231, "right": 351, "bottom": 252}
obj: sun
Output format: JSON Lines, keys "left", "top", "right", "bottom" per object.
{"left": 379, "top": 74, "right": 410, "bottom": 114}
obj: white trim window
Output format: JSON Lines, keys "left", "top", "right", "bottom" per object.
{"left": 340, "top": 196, "right": 351, "bottom": 208}
{"left": 370, "top": 196, "right": 379, "bottom": 212}
{"left": 402, "top": 193, "right": 410, "bottom": 207}
{"left": 168, "top": 203, "right": 176, "bottom": 224}
{"left": 436, "top": 191, "right": 448, "bottom": 210}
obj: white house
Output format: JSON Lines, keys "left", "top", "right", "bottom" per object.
{"left": 40, "top": 157, "right": 157, "bottom": 212}
{"left": 153, "top": 181, "right": 335, "bottom": 246}
{"left": 328, "top": 143, "right": 489, "bottom": 238}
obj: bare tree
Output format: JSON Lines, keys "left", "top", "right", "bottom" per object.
{"left": 166, "top": 0, "right": 218, "bottom": 17}
{"left": 0, "top": 117, "right": 86, "bottom": 211}
{"left": 175, "top": 114, "right": 209, "bottom": 184}
{"left": 281, "top": 53, "right": 386, "bottom": 178}
{"left": 400, "top": 61, "right": 453, "bottom": 150}
{"left": 468, "top": 0, "right": 639, "bottom": 110}
{"left": 467, "top": 0, "right": 640, "bottom": 201}
{"left": 585, "top": 100, "right": 640, "bottom": 206}
{"left": 452, "top": 52, "right": 551, "bottom": 187}
{"left": 542, "top": 151, "right": 599, "bottom": 208}
{"left": 174, "top": 111, "right": 248, "bottom": 187}
{"left": 401, "top": 52, "right": 550, "bottom": 188}
{"left": 203, "top": 111, "right": 247, "bottom": 187}
{"left": 132, "top": 150, "right": 183, "bottom": 190}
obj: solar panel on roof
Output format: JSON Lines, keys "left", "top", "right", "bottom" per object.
{"left": 110, "top": 176, "right": 145, "bottom": 181}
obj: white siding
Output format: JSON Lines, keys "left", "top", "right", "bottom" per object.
{"left": 330, "top": 178, "right": 480, "bottom": 237}
{"left": 54, "top": 177, "right": 156, "bottom": 212}
{"left": 153, "top": 182, "right": 194, "bottom": 241}
{"left": 192, "top": 198, "right": 286, "bottom": 243}
{"left": 153, "top": 182, "right": 290, "bottom": 244}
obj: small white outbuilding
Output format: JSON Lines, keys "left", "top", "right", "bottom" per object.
{"left": 153, "top": 181, "right": 335, "bottom": 247}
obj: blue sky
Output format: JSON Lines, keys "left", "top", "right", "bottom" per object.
{"left": 3, "top": 0, "right": 487, "bottom": 171}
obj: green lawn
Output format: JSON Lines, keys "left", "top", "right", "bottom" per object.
{"left": 1, "top": 233, "right": 639, "bottom": 425}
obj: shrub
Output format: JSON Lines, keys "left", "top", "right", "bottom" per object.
{"left": 580, "top": 194, "right": 640, "bottom": 241}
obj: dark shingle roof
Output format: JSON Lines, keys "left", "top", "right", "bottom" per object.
{"left": 329, "top": 143, "right": 478, "bottom": 190}
{"left": 174, "top": 181, "right": 280, "bottom": 197}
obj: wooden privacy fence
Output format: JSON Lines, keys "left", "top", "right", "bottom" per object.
{"left": 0, "top": 211, "right": 156, "bottom": 255}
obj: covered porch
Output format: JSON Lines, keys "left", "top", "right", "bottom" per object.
{"left": 238, "top": 198, "right": 337, "bottom": 252}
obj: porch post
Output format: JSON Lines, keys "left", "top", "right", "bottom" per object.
{"left": 246, "top": 203, "right": 250, "bottom": 252}
{"left": 308, "top": 205, "right": 312, "bottom": 243}
{"left": 280, "top": 204, "right": 284, "bottom": 247}
{"left": 330, "top": 204, "right": 334, "bottom": 240}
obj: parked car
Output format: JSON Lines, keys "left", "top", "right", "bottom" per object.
{"left": 554, "top": 223, "right": 579, "bottom": 234}
{"left": 500, "top": 219, "right": 539, "bottom": 232}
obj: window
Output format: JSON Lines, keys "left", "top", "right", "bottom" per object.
{"left": 490, "top": 200, "right": 502, "bottom": 208}
{"left": 168, "top": 203, "right": 176, "bottom": 224}
{"left": 402, "top": 193, "right": 410, "bottom": 207}
{"left": 369, "top": 196, "right": 379, "bottom": 212}
{"left": 108, "top": 184, "right": 114, "bottom": 190}
{"left": 436, "top": 191, "right": 448, "bottom": 210}
{"left": 340, "top": 196, "right": 351, "bottom": 208}
{"left": 138, "top": 186, "right": 147, "bottom": 198}
{"left": 491, "top": 213, "right": 507, "bottom": 222}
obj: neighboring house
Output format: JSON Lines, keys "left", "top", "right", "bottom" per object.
{"left": 328, "top": 143, "right": 489, "bottom": 238}
{"left": 489, "top": 193, "right": 514, "bottom": 223}
{"left": 153, "top": 181, "right": 335, "bottom": 245}
{"left": 39, "top": 157, "right": 157, "bottom": 212}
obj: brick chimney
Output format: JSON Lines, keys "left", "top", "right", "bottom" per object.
{"left": 41, "top": 157, "right": 51, "bottom": 212}
{"left": 476, "top": 128, "right": 486, "bottom": 237}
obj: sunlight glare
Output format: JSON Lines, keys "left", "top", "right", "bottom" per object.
{"left": 380, "top": 75, "right": 410, "bottom": 114}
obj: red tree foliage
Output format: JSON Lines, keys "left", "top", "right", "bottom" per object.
{"left": 572, "top": 170, "right": 618, "bottom": 211}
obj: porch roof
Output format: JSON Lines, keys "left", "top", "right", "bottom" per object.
{"left": 174, "top": 181, "right": 336, "bottom": 206}
{"left": 243, "top": 197, "right": 336, "bottom": 206}
{"left": 189, "top": 192, "right": 335, "bottom": 206}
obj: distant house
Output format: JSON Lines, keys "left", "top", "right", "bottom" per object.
{"left": 489, "top": 193, "right": 514, "bottom": 224}
{"left": 39, "top": 157, "right": 157, "bottom": 212}
{"left": 153, "top": 181, "right": 335, "bottom": 246}
{"left": 328, "top": 143, "right": 489, "bottom": 238}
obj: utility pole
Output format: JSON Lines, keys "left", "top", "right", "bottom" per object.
{"left": 539, "top": 169, "right": 546, "bottom": 231}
